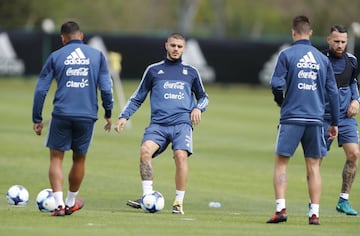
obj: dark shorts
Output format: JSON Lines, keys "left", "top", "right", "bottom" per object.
{"left": 46, "top": 117, "right": 95, "bottom": 154}
{"left": 324, "top": 117, "right": 359, "bottom": 150}
{"left": 275, "top": 124, "right": 326, "bottom": 158}
{"left": 142, "top": 123, "right": 193, "bottom": 158}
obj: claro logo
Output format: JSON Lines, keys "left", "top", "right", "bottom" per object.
{"left": 66, "top": 78, "right": 89, "bottom": 88}
{"left": 164, "top": 92, "right": 185, "bottom": 100}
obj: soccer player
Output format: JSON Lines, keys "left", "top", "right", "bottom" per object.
{"left": 32, "top": 21, "right": 114, "bottom": 216}
{"left": 114, "top": 33, "right": 209, "bottom": 214}
{"left": 266, "top": 15, "right": 339, "bottom": 225}
{"left": 323, "top": 24, "right": 359, "bottom": 216}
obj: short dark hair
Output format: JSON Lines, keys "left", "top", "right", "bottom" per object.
{"left": 168, "top": 33, "right": 186, "bottom": 41}
{"left": 292, "top": 15, "right": 311, "bottom": 34}
{"left": 330, "top": 24, "right": 347, "bottom": 34}
{"left": 60, "top": 21, "right": 80, "bottom": 35}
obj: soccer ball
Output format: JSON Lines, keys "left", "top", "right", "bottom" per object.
{"left": 36, "top": 188, "right": 56, "bottom": 212}
{"left": 6, "top": 185, "right": 29, "bottom": 206}
{"left": 141, "top": 191, "right": 165, "bottom": 213}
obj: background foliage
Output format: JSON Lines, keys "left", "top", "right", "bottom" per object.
{"left": 1, "top": 0, "right": 360, "bottom": 38}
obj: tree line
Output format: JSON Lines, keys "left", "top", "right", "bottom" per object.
{"left": 1, "top": 0, "right": 360, "bottom": 39}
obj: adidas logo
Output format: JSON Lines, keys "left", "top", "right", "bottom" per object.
{"left": 64, "top": 48, "right": 90, "bottom": 65}
{"left": 297, "top": 51, "right": 320, "bottom": 70}
{"left": 0, "top": 32, "right": 25, "bottom": 75}
{"left": 158, "top": 69, "right": 164, "bottom": 74}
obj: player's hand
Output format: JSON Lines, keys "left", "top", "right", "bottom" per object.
{"left": 328, "top": 126, "right": 338, "bottom": 141}
{"left": 272, "top": 88, "right": 283, "bottom": 107}
{"left": 191, "top": 108, "right": 202, "bottom": 125}
{"left": 347, "top": 100, "right": 359, "bottom": 117}
{"left": 33, "top": 123, "right": 43, "bottom": 136}
{"left": 104, "top": 118, "right": 112, "bottom": 132}
{"left": 114, "top": 118, "right": 127, "bottom": 133}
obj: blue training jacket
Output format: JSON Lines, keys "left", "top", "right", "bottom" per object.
{"left": 324, "top": 50, "right": 360, "bottom": 120}
{"left": 119, "top": 58, "right": 209, "bottom": 126}
{"left": 32, "top": 40, "right": 114, "bottom": 123}
{"left": 271, "top": 39, "right": 339, "bottom": 126}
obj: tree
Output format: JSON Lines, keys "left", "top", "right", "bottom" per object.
{"left": 1, "top": 0, "right": 360, "bottom": 38}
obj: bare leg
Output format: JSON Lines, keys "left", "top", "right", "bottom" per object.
{"left": 305, "top": 157, "right": 322, "bottom": 205}
{"left": 139, "top": 141, "right": 159, "bottom": 181}
{"left": 335, "top": 143, "right": 358, "bottom": 215}
{"left": 341, "top": 143, "right": 358, "bottom": 194}
{"left": 266, "top": 154, "right": 289, "bottom": 223}
{"left": 174, "top": 150, "right": 188, "bottom": 191}
{"left": 273, "top": 154, "right": 289, "bottom": 200}
{"left": 49, "top": 149, "right": 65, "bottom": 192}
{"left": 68, "top": 152, "right": 86, "bottom": 192}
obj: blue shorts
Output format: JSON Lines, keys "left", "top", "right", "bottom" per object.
{"left": 324, "top": 117, "right": 359, "bottom": 150}
{"left": 46, "top": 116, "right": 95, "bottom": 154}
{"left": 275, "top": 124, "right": 326, "bottom": 158}
{"left": 142, "top": 123, "right": 193, "bottom": 158}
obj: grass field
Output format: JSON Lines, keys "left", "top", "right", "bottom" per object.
{"left": 0, "top": 78, "right": 359, "bottom": 236}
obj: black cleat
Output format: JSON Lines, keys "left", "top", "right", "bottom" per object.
{"left": 126, "top": 198, "right": 141, "bottom": 209}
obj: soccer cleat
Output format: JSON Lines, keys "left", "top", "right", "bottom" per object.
{"left": 336, "top": 199, "right": 358, "bottom": 216}
{"left": 65, "top": 199, "right": 84, "bottom": 215}
{"left": 309, "top": 214, "right": 320, "bottom": 225}
{"left": 51, "top": 205, "right": 65, "bottom": 216}
{"left": 126, "top": 198, "right": 142, "bottom": 209}
{"left": 266, "top": 208, "right": 287, "bottom": 223}
{"left": 172, "top": 201, "right": 184, "bottom": 214}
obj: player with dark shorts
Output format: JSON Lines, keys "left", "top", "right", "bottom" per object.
{"left": 267, "top": 15, "right": 339, "bottom": 225}
{"left": 143, "top": 124, "right": 193, "bottom": 158}
{"left": 114, "top": 33, "right": 208, "bottom": 215}
{"left": 323, "top": 24, "right": 359, "bottom": 216}
{"left": 46, "top": 117, "right": 95, "bottom": 154}
{"left": 32, "top": 21, "right": 113, "bottom": 216}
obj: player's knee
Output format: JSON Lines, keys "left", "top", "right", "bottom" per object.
{"left": 174, "top": 151, "right": 188, "bottom": 164}
{"left": 175, "top": 149, "right": 188, "bottom": 157}
{"left": 347, "top": 149, "right": 359, "bottom": 162}
{"left": 140, "top": 145, "right": 154, "bottom": 159}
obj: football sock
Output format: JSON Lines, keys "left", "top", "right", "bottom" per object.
{"left": 142, "top": 180, "right": 153, "bottom": 195}
{"left": 339, "top": 193, "right": 349, "bottom": 200}
{"left": 310, "top": 203, "right": 319, "bottom": 217}
{"left": 65, "top": 191, "right": 78, "bottom": 207}
{"left": 53, "top": 191, "right": 65, "bottom": 208}
{"left": 275, "top": 198, "right": 285, "bottom": 212}
{"left": 175, "top": 190, "right": 185, "bottom": 203}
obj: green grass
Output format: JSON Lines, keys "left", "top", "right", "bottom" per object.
{"left": 0, "top": 78, "right": 359, "bottom": 236}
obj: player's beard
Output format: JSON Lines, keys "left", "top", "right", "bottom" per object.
{"left": 332, "top": 48, "right": 344, "bottom": 58}
{"left": 167, "top": 52, "right": 181, "bottom": 61}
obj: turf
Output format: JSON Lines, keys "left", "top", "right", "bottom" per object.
{"left": 0, "top": 78, "right": 359, "bottom": 236}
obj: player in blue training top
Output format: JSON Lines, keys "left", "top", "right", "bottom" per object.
{"left": 323, "top": 24, "right": 359, "bottom": 216}
{"left": 32, "top": 21, "right": 114, "bottom": 216}
{"left": 266, "top": 16, "right": 339, "bottom": 225}
{"left": 114, "top": 33, "right": 209, "bottom": 215}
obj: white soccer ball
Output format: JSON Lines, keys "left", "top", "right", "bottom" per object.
{"left": 6, "top": 185, "right": 29, "bottom": 206}
{"left": 141, "top": 191, "right": 165, "bottom": 213}
{"left": 36, "top": 188, "right": 56, "bottom": 212}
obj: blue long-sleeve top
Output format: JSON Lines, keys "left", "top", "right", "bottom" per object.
{"left": 119, "top": 58, "right": 209, "bottom": 126}
{"left": 324, "top": 50, "right": 359, "bottom": 120}
{"left": 271, "top": 40, "right": 339, "bottom": 126}
{"left": 32, "top": 40, "right": 114, "bottom": 123}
